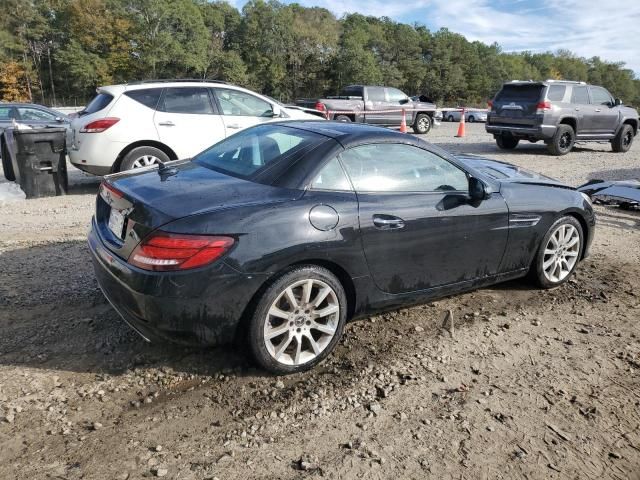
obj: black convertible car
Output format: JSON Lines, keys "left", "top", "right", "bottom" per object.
{"left": 89, "top": 121, "right": 595, "bottom": 373}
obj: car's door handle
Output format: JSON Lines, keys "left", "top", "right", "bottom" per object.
{"left": 373, "top": 215, "right": 405, "bottom": 230}
{"left": 575, "top": 107, "right": 580, "bottom": 111}
{"left": 227, "top": 124, "right": 241, "bottom": 129}
{"left": 158, "top": 121, "right": 175, "bottom": 126}
{"left": 595, "top": 109, "right": 601, "bottom": 112}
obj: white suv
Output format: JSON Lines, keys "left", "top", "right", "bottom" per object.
{"left": 69, "top": 80, "right": 321, "bottom": 175}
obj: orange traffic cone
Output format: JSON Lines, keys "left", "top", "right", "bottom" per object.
{"left": 400, "top": 109, "right": 407, "bottom": 133}
{"left": 455, "top": 108, "right": 466, "bottom": 137}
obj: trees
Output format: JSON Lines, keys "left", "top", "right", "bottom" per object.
{"left": 0, "top": 0, "right": 638, "bottom": 107}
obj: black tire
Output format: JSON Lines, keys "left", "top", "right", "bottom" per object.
{"left": 447, "top": 115, "right": 455, "bottom": 122}
{"left": 1, "top": 137, "right": 16, "bottom": 182}
{"left": 611, "top": 124, "right": 634, "bottom": 153}
{"left": 531, "top": 216, "right": 583, "bottom": 289}
{"left": 248, "top": 265, "right": 347, "bottom": 374}
{"left": 468, "top": 116, "right": 475, "bottom": 123}
{"left": 496, "top": 135, "right": 519, "bottom": 150}
{"left": 412, "top": 113, "right": 432, "bottom": 134}
{"left": 119, "top": 146, "right": 170, "bottom": 172}
{"left": 334, "top": 115, "right": 352, "bottom": 123}
{"left": 547, "top": 124, "right": 575, "bottom": 156}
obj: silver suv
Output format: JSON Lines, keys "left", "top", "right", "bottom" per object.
{"left": 486, "top": 80, "right": 638, "bottom": 155}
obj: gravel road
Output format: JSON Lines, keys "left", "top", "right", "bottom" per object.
{"left": 1, "top": 122, "right": 639, "bottom": 479}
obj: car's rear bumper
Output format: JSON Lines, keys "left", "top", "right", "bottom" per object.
{"left": 486, "top": 123, "right": 557, "bottom": 140}
{"left": 88, "top": 220, "right": 267, "bottom": 346}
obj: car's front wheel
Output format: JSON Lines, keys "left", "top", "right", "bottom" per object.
{"left": 531, "top": 216, "right": 583, "bottom": 288}
{"left": 412, "top": 113, "right": 432, "bottom": 134}
{"left": 120, "top": 146, "right": 170, "bottom": 171}
{"left": 248, "top": 266, "right": 347, "bottom": 374}
{"left": 611, "top": 124, "right": 634, "bottom": 153}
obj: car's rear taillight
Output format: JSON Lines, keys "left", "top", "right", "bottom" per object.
{"left": 80, "top": 117, "right": 120, "bottom": 133}
{"left": 129, "top": 232, "right": 235, "bottom": 272}
{"left": 99, "top": 181, "right": 123, "bottom": 199}
{"left": 314, "top": 101, "right": 326, "bottom": 112}
{"left": 487, "top": 100, "right": 493, "bottom": 109}
{"left": 536, "top": 101, "right": 551, "bottom": 113}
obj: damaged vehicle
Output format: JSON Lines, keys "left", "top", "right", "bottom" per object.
{"left": 89, "top": 121, "right": 595, "bottom": 374}
{"left": 578, "top": 179, "right": 640, "bottom": 209}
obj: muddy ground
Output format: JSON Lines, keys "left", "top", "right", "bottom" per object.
{"left": 1, "top": 122, "right": 639, "bottom": 480}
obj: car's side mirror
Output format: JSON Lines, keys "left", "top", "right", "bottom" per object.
{"left": 271, "top": 104, "right": 282, "bottom": 117}
{"left": 55, "top": 116, "right": 64, "bottom": 123}
{"left": 614, "top": 98, "right": 623, "bottom": 106}
{"left": 469, "top": 176, "right": 492, "bottom": 201}
{"left": 400, "top": 98, "right": 410, "bottom": 105}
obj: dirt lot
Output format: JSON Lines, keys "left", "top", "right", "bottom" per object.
{"left": 1, "top": 122, "right": 639, "bottom": 480}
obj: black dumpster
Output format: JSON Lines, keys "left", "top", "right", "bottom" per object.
{"left": 10, "top": 127, "right": 68, "bottom": 198}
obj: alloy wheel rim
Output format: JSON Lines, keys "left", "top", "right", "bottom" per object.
{"left": 418, "top": 117, "right": 430, "bottom": 131}
{"left": 623, "top": 131, "right": 632, "bottom": 147}
{"left": 543, "top": 224, "right": 580, "bottom": 283}
{"left": 559, "top": 132, "right": 572, "bottom": 150}
{"left": 264, "top": 279, "right": 339, "bottom": 366}
{"left": 132, "top": 155, "right": 160, "bottom": 168}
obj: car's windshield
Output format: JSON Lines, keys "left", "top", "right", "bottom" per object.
{"left": 193, "top": 124, "right": 325, "bottom": 178}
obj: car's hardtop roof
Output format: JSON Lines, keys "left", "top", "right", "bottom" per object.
{"left": 273, "top": 120, "right": 428, "bottom": 148}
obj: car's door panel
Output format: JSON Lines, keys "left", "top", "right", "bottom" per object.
{"left": 363, "top": 87, "right": 389, "bottom": 125}
{"left": 337, "top": 143, "right": 509, "bottom": 294}
{"left": 588, "top": 87, "right": 619, "bottom": 135}
{"left": 154, "top": 87, "right": 226, "bottom": 159}
{"left": 357, "top": 192, "right": 509, "bottom": 293}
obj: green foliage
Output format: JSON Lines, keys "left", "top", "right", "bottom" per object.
{"left": 0, "top": 0, "right": 638, "bottom": 107}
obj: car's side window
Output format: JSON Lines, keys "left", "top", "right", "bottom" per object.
{"left": 214, "top": 88, "right": 273, "bottom": 117}
{"left": 570, "top": 86, "right": 589, "bottom": 105}
{"left": 547, "top": 85, "right": 566, "bottom": 102}
{"left": 386, "top": 88, "right": 408, "bottom": 103}
{"left": 590, "top": 87, "right": 613, "bottom": 106}
{"left": 340, "top": 143, "right": 468, "bottom": 193}
{"left": 125, "top": 88, "right": 163, "bottom": 110}
{"left": 161, "top": 87, "right": 214, "bottom": 114}
{"left": 367, "top": 87, "right": 385, "bottom": 103}
{"left": 311, "top": 157, "right": 352, "bottom": 191}
{"left": 17, "top": 108, "right": 57, "bottom": 121}
{"left": 0, "top": 107, "right": 13, "bottom": 120}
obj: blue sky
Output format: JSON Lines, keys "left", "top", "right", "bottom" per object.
{"left": 233, "top": 0, "right": 640, "bottom": 76}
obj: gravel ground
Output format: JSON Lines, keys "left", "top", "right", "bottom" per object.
{"left": 1, "top": 122, "right": 639, "bottom": 480}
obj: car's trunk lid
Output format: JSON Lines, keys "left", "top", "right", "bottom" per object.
{"left": 490, "top": 83, "right": 544, "bottom": 127}
{"left": 95, "top": 161, "right": 302, "bottom": 260}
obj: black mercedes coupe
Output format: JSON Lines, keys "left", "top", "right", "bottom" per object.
{"left": 89, "top": 121, "right": 595, "bottom": 374}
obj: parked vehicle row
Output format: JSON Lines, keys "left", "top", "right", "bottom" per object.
{"left": 486, "top": 80, "right": 638, "bottom": 155}
{"left": 296, "top": 85, "right": 438, "bottom": 135}
{"left": 441, "top": 109, "right": 488, "bottom": 123}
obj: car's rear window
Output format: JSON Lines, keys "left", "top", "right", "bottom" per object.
{"left": 194, "top": 124, "right": 325, "bottom": 179}
{"left": 495, "top": 85, "right": 543, "bottom": 103}
{"left": 124, "top": 88, "right": 163, "bottom": 110}
{"left": 82, "top": 93, "right": 114, "bottom": 115}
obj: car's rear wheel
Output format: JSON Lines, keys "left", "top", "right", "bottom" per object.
{"left": 548, "top": 124, "right": 575, "bottom": 156}
{"left": 334, "top": 115, "right": 352, "bottom": 122}
{"left": 496, "top": 135, "right": 519, "bottom": 150}
{"left": 468, "top": 115, "right": 475, "bottom": 123}
{"left": 412, "top": 113, "right": 432, "bottom": 134}
{"left": 120, "top": 146, "right": 170, "bottom": 171}
{"left": 611, "top": 124, "right": 634, "bottom": 153}
{"left": 447, "top": 115, "right": 455, "bottom": 122}
{"left": 248, "top": 266, "right": 347, "bottom": 374}
{"left": 531, "top": 216, "right": 583, "bottom": 288}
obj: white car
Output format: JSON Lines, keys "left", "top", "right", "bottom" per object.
{"left": 69, "top": 80, "right": 321, "bottom": 174}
